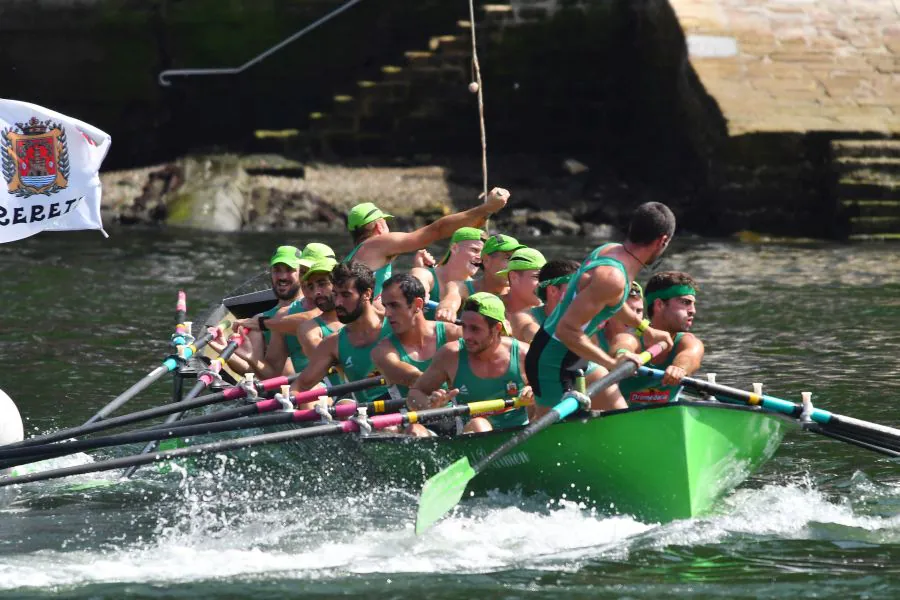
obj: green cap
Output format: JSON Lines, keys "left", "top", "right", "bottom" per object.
{"left": 482, "top": 233, "right": 524, "bottom": 256}
{"left": 464, "top": 292, "right": 510, "bottom": 335}
{"left": 302, "top": 257, "right": 339, "bottom": 280}
{"left": 347, "top": 202, "right": 393, "bottom": 231}
{"left": 297, "top": 242, "right": 337, "bottom": 269}
{"left": 497, "top": 247, "right": 547, "bottom": 277}
{"left": 440, "top": 227, "right": 487, "bottom": 264}
{"left": 270, "top": 245, "right": 302, "bottom": 269}
{"left": 629, "top": 281, "right": 644, "bottom": 299}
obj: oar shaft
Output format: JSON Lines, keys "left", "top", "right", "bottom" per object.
{"left": 643, "top": 367, "right": 900, "bottom": 437}
{"left": 78, "top": 327, "right": 222, "bottom": 428}
{"left": 82, "top": 365, "right": 170, "bottom": 426}
{"left": 0, "top": 422, "right": 350, "bottom": 488}
{"left": 4, "top": 375, "right": 301, "bottom": 451}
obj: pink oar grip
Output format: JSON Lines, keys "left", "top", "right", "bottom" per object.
{"left": 176, "top": 291, "right": 187, "bottom": 312}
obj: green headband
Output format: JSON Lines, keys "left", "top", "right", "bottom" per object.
{"left": 536, "top": 274, "right": 573, "bottom": 302}
{"left": 645, "top": 284, "right": 696, "bottom": 306}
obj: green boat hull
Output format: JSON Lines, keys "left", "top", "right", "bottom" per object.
{"left": 356, "top": 401, "right": 790, "bottom": 523}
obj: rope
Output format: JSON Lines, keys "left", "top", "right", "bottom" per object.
{"left": 467, "top": 0, "right": 490, "bottom": 230}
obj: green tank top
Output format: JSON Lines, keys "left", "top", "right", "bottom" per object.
{"left": 453, "top": 338, "right": 528, "bottom": 430}
{"left": 336, "top": 322, "right": 391, "bottom": 403}
{"left": 618, "top": 333, "right": 685, "bottom": 404}
{"left": 314, "top": 316, "right": 344, "bottom": 387}
{"left": 345, "top": 243, "right": 392, "bottom": 298}
{"left": 543, "top": 244, "right": 629, "bottom": 340}
{"left": 385, "top": 322, "right": 448, "bottom": 396}
{"left": 284, "top": 300, "right": 311, "bottom": 372}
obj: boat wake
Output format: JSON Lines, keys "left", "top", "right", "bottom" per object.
{"left": 2, "top": 469, "right": 899, "bottom": 592}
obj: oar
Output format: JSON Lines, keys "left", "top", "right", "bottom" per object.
{"left": 415, "top": 341, "right": 668, "bottom": 535}
{"left": 78, "top": 323, "right": 226, "bottom": 427}
{"left": 0, "top": 397, "right": 529, "bottom": 488}
{"left": 124, "top": 330, "right": 247, "bottom": 477}
{"left": 0, "top": 396, "right": 407, "bottom": 470}
{"left": 642, "top": 367, "right": 900, "bottom": 456}
{"left": 171, "top": 290, "right": 189, "bottom": 346}
{"left": 0, "top": 371, "right": 303, "bottom": 451}
{"left": 139, "top": 375, "right": 388, "bottom": 431}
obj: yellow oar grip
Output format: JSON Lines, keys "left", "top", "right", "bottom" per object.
{"left": 373, "top": 400, "right": 385, "bottom": 413}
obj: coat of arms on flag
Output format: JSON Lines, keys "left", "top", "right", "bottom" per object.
{"left": 0, "top": 99, "right": 111, "bottom": 244}
{"left": 1, "top": 116, "right": 70, "bottom": 198}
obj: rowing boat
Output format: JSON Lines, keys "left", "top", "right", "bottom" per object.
{"left": 354, "top": 401, "right": 788, "bottom": 522}
{"left": 195, "top": 288, "right": 790, "bottom": 522}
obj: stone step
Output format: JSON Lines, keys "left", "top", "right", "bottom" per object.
{"left": 831, "top": 139, "right": 900, "bottom": 159}
{"left": 848, "top": 233, "right": 900, "bottom": 241}
{"left": 404, "top": 50, "right": 435, "bottom": 68}
{"left": 380, "top": 65, "right": 406, "bottom": 82}
{"left": 847, "top": 215, "right": 900, "bottom": 236}
{"left": 841, "top": 199, "right": 900, "bottom": 218}
{"left": 837, "top": 181, "right": 900, "bottom": 201}
{"left": 836, "top": 157, "right": 900, "bottom": 178}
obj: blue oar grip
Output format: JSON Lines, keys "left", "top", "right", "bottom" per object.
{"left": 553, "top": 396, "right": 582, "bottom": 421}
{"left": 171, "top": 335, "right": 187, "bottom": 347}
{"left": 163, "top": 357, "right": 179, "bottom": 372}
{"left": 425, "top": 300, "right": 438, "bottom": 311}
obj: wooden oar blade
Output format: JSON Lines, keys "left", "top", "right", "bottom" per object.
{"left": 415, "top": 456, "right": 476, "bottom": 535}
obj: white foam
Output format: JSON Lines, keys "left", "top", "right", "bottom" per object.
{"left": 2, "top": 477, "right": 899, "bottom": 591}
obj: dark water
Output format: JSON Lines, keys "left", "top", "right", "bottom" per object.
{"left": 1, "top": 228, "right": 900, "bottom": 599}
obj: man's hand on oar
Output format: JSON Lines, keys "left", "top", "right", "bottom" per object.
{"left": 414, "top": 341, "right": 669, "bottom": 535}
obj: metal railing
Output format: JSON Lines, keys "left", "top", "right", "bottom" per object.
{"left": 158, "top": 0, "right": 365, "bottom": 86}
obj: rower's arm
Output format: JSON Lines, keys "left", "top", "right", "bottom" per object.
{"left": 362, "top": 188, "right": 509, "bottom": 257}
{"left": 555, "top": 268, "right": 626, "bottom": 371}
{"left": 371, "top": 340, "right": 423, "bottom": 389}
{"left": 408, "top": 346, "right": 454, "bottom": 410}
{"left": 261, "top": 331, "right": 293, "bottom": 379}
{"left": 260, "top": 309, "right": 320, "bottom": 336}
{"left": 297, "top": 319, "right": 328, "bottom": 358}
{"left": 292, "top": 334, "right": 339, "bottom": 391}
{"left": 435, "top": 280, "right": 466, "bottom": 322}
{"left": 664, "top": 334, "right": 705, "bottom": 385}
{"left": 609, "top": 332, "right": 641, "bottom": 354}
{"left": 510, "top": 311, "right": 540, "bottom": 343}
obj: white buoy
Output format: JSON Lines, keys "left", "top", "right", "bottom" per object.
{"left": 0, "top": 388, "right": 24, "bottom": 482}
{"left": 0, "top": 388, "right": 23, "bottom": 447}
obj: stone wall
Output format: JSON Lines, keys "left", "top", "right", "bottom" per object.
{"left": 670, "top": 0, "right": 900, "bottom": 134}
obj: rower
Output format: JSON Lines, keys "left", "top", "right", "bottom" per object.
{"left": 296, "top": 258, "right": 345, "bottom": 389}
{"left": 342, "top": 188, "right": 509, "bottom": 300}
{"left": 525, "top": 202, "right": 676, "bottom": 415}
{"left": 408, "top": 292, "right": 533, "bottom": 433}
{"left": 496, "top": 247, "right": 547, "bottom": 341}
{"left": 410, "top": 227, "right": 485, "bottom": 320}
{"left": 292, "top": 262, "right": 391, "bottom": 408}
{"left": 433, "top": 232, "right": 524, "bottom": 321}
{"left": 214, "top": 243, "right": 334, "bottom": 378}
{"left": 372, "top": 274, "right": 463, "bottom": 436}
{"left": 513, "top": 259, "right": 580, "bottom": 343}
{"left": 613, "top": 272, "right": 704, "bottom": 404}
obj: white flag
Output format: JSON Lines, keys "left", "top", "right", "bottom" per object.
{"left": 0, "top": 99, "right": 111, "bottom": 243}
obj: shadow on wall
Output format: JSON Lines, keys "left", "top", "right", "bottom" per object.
{"left": 437, "top": 0, "right": 730, "bottom": 235}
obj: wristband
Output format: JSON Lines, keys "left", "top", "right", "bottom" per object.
{"left": 258, "top": 316, "right": 269, "bottom": 331}
{"left": 635, "top": 319, "right": 650, "bottom": 334}
{"left": 615, "top": 348, "right": 629, "bottom": 357}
